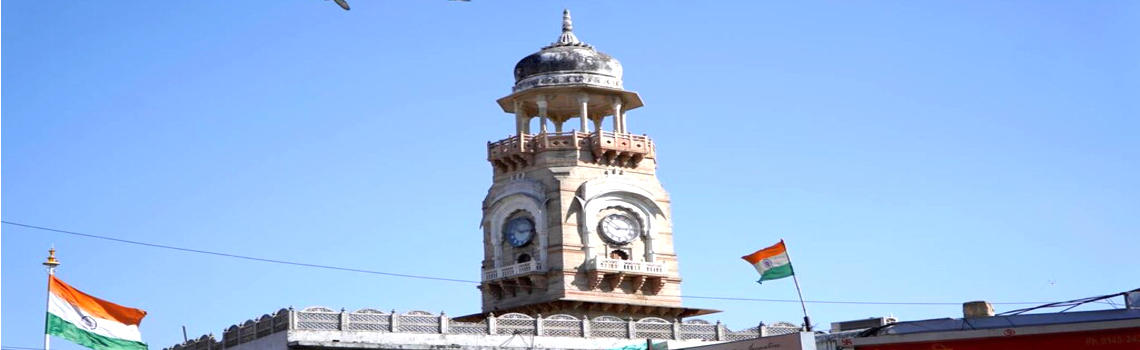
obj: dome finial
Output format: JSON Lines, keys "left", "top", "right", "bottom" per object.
{"left": 562, "top": 9, "right": 573, "bottom": 33}
{"left": 547, "top": 9, "right": 590, "bottom": 49}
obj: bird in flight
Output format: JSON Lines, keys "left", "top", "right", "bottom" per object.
{"left": 325, "top": 0, "right": 470, "bottom": 11}
{"left": 329, "top": 0, "right": 350, "bottom": 11}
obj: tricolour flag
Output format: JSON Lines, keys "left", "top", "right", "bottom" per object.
{"left": 741, "top": 240, "right": 794, "bottom": 284}
{"left": 47, "top": 276, "right": 148, "bottom": 350}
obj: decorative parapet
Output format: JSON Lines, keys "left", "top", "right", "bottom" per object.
{"left": 482, "top": 260, "right": 545, "bottom": 282}
{"left": 481, "top": 260, "right": 547, "bottom": 300}
{"left": 586, "top": 258, "right": 668, "bottom": 293}
{"left": 487, "top": 131, "right": 654, "bottom": 174}
{"left": 488, "top": 134, "right": 535, "bottom": 173}
{"left": 166, "top": 307, "right": 804, "bottom": 350}
{"left": 166, "top": 334, "right": 219, "bottom": 350}
{"left": 589, "top": 258, "right": 667, "bottom": 276}
{"left": 590, "top": 131, "right": 654, "bottom": 167}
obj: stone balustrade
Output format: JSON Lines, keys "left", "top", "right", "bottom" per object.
{"left": 482, "top": 260, "right": 545, "bottom": 281}
{"left": 590, "top": 258, "right": 668, "bottom": 276}
{"left": 585, "top": 258, "right": 670, "bottom": 293}
{"left": 165, "top": 307, "right": 804, "bottom": 350}
{"left": 487, "top": 131, "right": 655, "bottom": 173}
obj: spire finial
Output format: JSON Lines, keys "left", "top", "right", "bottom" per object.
{"left": 43, "top": 247, "right": 60, "bottom": 268}
{"left": 562, "top": 9, "right": 573, "bottom": 33}
{"left": 546, "top": 9, "right": 590, "bottom": 49}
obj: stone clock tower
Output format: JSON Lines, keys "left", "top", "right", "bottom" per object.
{"left": 467, "top": 10, "right": 717, "bottom": 321}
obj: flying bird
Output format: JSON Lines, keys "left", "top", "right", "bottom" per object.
{"left": 328, "top": 0, "right": 350, "bottom": 10}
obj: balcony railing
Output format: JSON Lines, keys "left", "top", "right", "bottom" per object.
{"left": 482, "top": 260, "right": 544, "bottom": 282}
{"left": 588, "top": 258, "right": 668, "bottom": 276}
{"left": 592, "top": 131, "right": 654, "bottom": 155}
{"left": 487, "top": 131, "right": 654, "bottom": 173}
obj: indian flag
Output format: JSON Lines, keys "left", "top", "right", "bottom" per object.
{"left": 47, "top": 276, "right": 148, "bottom": 350}
{"left": 741, "top": 240, "right": 794, "bottom": 284}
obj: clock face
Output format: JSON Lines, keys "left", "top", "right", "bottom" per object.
{"left": 503, "top": 217, "right": 535, "bottom": 247}
{"left": 599, "top": 214, "right": 640, "bottom": 244}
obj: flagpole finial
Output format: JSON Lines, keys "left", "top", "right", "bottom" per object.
{"left": 43, "top": 247, "right": 60, "bottom": 268}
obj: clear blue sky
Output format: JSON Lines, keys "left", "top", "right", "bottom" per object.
{"left": 4, "top": 1, "right": 1138, "bottom": 349}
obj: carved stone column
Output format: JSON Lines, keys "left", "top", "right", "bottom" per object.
{"left": 620, "top": 109, "right": 628, "bottom": 133}
{"left": 537, "top": 97, "right": 549, "bottom": 134}
{"left": 514, "top": 100, "right": 527, "bottom": 136}
{"left": 612, "top": 97, "right": 623, "bottom": 133}
{"left": 579, "top": 94, "right": 590, "bottom": 132}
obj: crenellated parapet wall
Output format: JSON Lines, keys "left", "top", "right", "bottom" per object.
{"left": 165, "top": 307, "right": 802, "bottom": 350}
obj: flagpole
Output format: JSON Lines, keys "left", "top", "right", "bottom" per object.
{"left": 782, "top": 239, "right": 813, "bottom": 332}
{"left": 43, "top": 248, "right": 61, "bottom": 350}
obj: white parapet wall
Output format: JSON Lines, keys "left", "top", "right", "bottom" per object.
{"left": 165, "top": 307, "right": 805, "bottom": 350}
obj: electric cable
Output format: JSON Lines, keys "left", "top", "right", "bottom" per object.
{"left": 2, "top": 221, "right": 472, "bottom": 284}
{"left": 3, "top": 220, "right": 1112, "bottom": 307}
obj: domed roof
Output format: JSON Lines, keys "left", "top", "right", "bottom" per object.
{"left": 512, "top": 10, "right": 624, "bottom": 93}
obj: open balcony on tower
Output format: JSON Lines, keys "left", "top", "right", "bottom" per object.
{"left": 488, "top": 131, "right": 654, "bottom": 173}
{"left": 480, "top": 260, "right": 546, "bottom": 300}
{"left": 490, "top": 88, "right": 651, "bottom": 174}
{"left": 585, "top": 257, "right": 669, "bottom": 295}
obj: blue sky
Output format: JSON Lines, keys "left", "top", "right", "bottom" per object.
{"left": 4, "top": 1, "right": 1138, "bottom": 349}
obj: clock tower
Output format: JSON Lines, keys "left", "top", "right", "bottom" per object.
{"left": 470, "top": 10, "right": 717, "bottom": 321}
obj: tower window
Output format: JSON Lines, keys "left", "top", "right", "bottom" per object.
{"left": 609, "top": 250, "right": 629, "bottom": 260}
{"left": 517, "top": 253, "right": 532, "bottom": 264}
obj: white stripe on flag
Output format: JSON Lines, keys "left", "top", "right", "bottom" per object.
{"left": 751, "top": 252, "right": 790, "bottom": 274}
{"left": 48, "top": 293, "right": 143, "bottom": 342}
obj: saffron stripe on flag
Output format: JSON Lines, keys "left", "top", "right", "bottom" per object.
{"left": 49, "top": 276, "right": 146, "bottom": 326}
{"left": 741, "top": 240, "right": 787, "bottom": 264}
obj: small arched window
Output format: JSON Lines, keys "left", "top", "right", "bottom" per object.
{"left": 517, "top": 253, "right": 532, "bottom": 264}
{"left": 609, "top": 250, "right": 629, "bottom": 260}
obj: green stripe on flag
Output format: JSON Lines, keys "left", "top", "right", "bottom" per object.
{"left": 758, "top": 263, "right": 794, "bottom": 284}
{"left": 46, "top": 313, "right": 148, "bottom": 350}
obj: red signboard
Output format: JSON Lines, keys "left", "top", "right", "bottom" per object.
{"left": 857, "top": 327, "right": 1140, "bottom": 350}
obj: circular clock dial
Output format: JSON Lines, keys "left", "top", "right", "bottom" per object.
{"left": 599, "top": 214, "right": 640, "bottom": 244}
{"left": 503, "top": 217, "right": 535, "bottom": 247}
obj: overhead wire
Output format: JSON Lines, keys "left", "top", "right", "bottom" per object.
{"left": 1, "top": 220, "right": 1101, "bottom": 307}
{"left": 2, "top": 221, "right": 472, "bottom": 284}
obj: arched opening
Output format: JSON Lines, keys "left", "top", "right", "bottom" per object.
{"left": 516, "top": 254, "right": 532, "bottom": 264}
